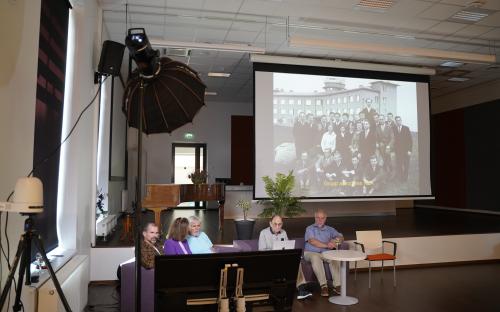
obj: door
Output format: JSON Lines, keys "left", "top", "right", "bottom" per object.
{"left": 172, "top": 143, "right": 207, "bottom": 207}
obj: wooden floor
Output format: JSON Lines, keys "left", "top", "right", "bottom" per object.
{"left": 95, "top": 207, "right": 500, "bottom": 247}
{"left": 86, "top": 262, "right": 500, "bottom": 312}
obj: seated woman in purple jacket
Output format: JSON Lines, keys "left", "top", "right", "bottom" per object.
{"left": 163, "top": 217, "right": 192, "bottom": 255}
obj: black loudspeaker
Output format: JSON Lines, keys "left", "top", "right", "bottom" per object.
{"left": 97, "top": 40, "right": 125, "bottom": 76}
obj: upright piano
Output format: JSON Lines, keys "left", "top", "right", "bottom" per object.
{"left": 142, "top": 183, "right": 225, "bottom": 232}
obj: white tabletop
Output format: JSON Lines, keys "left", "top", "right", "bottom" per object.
{"left": 322, "top": 250, "right": 366, "bottom": 262}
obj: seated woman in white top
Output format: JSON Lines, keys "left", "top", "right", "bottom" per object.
{"left": 186, "top": 215, "right": 214, "bottom": 254}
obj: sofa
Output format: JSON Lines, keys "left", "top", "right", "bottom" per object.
{"left": 120, "top": 239, "right": 347, "bottom": 311}
{"left": 120, "top": 245, "right": 239, "bottom": 312}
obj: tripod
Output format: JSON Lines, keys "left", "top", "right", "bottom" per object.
{"left": 0, "top": 215, "right": 72, "bottom": 311}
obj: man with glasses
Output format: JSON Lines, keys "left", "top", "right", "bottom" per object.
{"left": 304, "top": 209, "right": 343, "bottom": 297}
{"left": 258, "top": 215, "right": 312, "bottom": 300}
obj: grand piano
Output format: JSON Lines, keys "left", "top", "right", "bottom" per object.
{"left": 142, "top": 183, "right": 225, "bottom": 232}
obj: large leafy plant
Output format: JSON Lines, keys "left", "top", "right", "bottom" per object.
{"left": 259, "top": 171, "right": 304, "bottom": 218}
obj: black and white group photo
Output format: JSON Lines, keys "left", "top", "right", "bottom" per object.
{"left": 271, "top": 74, "right": 419, "bottom": 197}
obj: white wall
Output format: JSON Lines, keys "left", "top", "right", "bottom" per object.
{"left": 0, "top": 1, "right": 40, "bottom": 310}
{"left": 147, "top": 100, "right": 253, "bottom": 183}
{"left": 347, "top": 233, "right": 500, "bottom": 268}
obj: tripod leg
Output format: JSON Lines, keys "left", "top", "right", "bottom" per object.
{"left": 32, "top": 236, "right": 72, "bottom": 312}
{"left": 13, "top": 241, "right": 28, "bottom": 312}
{"left": 0, "top": 236, "right": 25, "bottom": 310}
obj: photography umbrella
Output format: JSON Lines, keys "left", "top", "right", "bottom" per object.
{"left": 123, "top": 57, "right": 207, "bottom": 134}
{"left": 123, "top": 51, "right": 206, "bottom": 311}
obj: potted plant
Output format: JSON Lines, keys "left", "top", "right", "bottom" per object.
{"left": 188, "top": 169, "right": 208, "bottom": 184}
{"left": 258, "top": 170, "right": 305, "bottom": 218}
{"left": 234, "top": 199, "right": 255, "bottom": 240}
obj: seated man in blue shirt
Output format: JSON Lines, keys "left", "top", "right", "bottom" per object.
{"left": 304, "top": 208, "right": 343, "bottom": 297}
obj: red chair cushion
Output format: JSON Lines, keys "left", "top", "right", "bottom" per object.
{"left": 366, "top": 253, "right": 396, "bottom": 261}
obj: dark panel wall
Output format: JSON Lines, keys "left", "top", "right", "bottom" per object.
{"left": 432, "top": 109, "right": 466, "bottom": 208}
{"left": 464, "top": 100, "right": 500, "bottom": 211}
{"left": 430, "top": 99, "right": 500, "bottom": 212}
{"left": 231, "top": 116, "right": 254, "bottom": 185}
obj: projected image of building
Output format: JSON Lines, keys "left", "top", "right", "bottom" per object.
{"left": 273, "top": 79, "right": 398, "bottom": 126}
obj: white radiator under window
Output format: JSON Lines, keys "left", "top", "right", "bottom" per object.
{"left": 39, "top": 255, "right": 88, "bottom": 311}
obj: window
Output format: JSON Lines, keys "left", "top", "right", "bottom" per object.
{"left": 273, "top": 108, "right": 277, "bottom": 114}
{"left": 350, "top": 96, "right": 354, "bottom": 102}
{"left": 281, "top": 109, "right": 287, "bottom": 114}
{"left": 35, "top": 0, "right": 71, "bottom": 252}
{"left": 273, "top": 99, "right": 277, "bottom": 105}
{"left": 280, "top": 99, "right": 285, "bottom": 104}
{"left": 306, "top": 99, "right": 312, "bottom": 106}
{"left": 316, "top": 99, "right": 322, "bottom": 105}
{"left": 289, "top": 99, "right": 294, "bottom": 104}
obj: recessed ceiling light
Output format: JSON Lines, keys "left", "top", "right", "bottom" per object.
{"left": 208, "top": 72, "right": 231, "bottom": 78}
{"left": 356, "top": 0, "right": 395, "bottom": 10}
{"left": 440, "top": 61, "right": 464, "bottom": 68}
{"left": 205, "top": 91, "right": 217, "bottom": 96}
{"left": 448, "top": 77, "right": 470, "bottom": 82}
{"left": 449, "top": 7, "right": 492, "bottom": 23}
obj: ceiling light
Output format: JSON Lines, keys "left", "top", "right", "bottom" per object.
{"left": 356, "top": 0, "right": 395, "bottom": 10}
{"left": 439, "top": 61, "right": 464, "bottom": 68}
{"left": 208, "top": 72, "right": 231, "bottom": 78}
{"left": 149, "top": 38, "right": 265, "bottom": 54}
{"left": 205, "top": 91, "right": 217, "bottom": 96}
{"left": 289, "top": 36, "right": 496, "bottom": 64}
{"left": 447, "top": 77, "right": 470, "bottom": 82}
{"left": 450, "top": 7, "right": 491, "bottom": 23}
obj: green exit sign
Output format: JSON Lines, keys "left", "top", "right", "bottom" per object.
{"left": 184, "top": 132, "right": 195, "bottom": 140}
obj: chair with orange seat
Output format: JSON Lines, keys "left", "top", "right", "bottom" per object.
{"left": 354, "top": 230, "right": 397, "bottom": 288}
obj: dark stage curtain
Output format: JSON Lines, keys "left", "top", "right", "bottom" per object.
{"left": 32, "top": 0, "right": 70, "bottom": 252}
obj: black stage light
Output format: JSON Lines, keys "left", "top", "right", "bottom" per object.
{"left": 125, "top": 28, "right": 160, "bottom": 77}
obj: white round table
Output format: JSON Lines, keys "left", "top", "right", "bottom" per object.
{"left": 322, "top": 249, "right": 366, "bottom": 305}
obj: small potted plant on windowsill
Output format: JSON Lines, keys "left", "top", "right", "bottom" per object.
{"left": 234, "top": 199, "right": 255, "bottom": 240}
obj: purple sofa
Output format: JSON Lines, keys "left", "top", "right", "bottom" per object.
{"left": 233, "top": 238, "right": 349, "bottom": 284}
{"left": 120, "top": 245, "right": 240, "bottom": 312}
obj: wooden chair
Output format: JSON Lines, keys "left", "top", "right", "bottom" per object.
{"left": 354, "top": 230, "right": 397, "bottom": 288}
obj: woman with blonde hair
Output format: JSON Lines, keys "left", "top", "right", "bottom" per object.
{"left": 163, "top": 217, "right": 192, "bottom": 255}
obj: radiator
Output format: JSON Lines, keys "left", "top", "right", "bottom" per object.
{"left": 95, "top": 214, "right": 117, "bottom": 238}
{"left": 37, "top": 255, "right": 89, "bottom": 312}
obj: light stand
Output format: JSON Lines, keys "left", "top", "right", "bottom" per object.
{"left": 125, "top": 27, "right": 160, "bottom": 312}
{"left": 0, "top": 215, "right": 72, "bottom": 312}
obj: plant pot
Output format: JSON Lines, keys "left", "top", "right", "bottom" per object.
{"left": 234, "top": 219, "right": 255, "bottom": 240}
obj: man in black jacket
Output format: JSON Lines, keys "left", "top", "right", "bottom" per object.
{"left": 393, "top": 116, "right": 412, "bottom": 182}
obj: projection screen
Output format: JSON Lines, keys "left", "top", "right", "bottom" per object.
{"left": 254, "top": 62, "right": 432, "bottom": 200}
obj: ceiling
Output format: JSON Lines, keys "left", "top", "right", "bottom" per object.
{"left": 99, "top": 0, "right": 500, "bottom": 103}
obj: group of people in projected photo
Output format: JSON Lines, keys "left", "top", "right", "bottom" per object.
{"left": 273, "top": 101, "right": 417, "bottom": 197}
